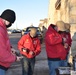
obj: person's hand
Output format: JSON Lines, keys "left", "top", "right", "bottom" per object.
{"left": 63, "top": 38, "right": 67, "bottom": 42}
{"left": 22, "top": 48, "right": 29, "bottom": 54}
{"left": 29, "top": 51, "right": 35, "bottom": 55}
{"left": 22, "top": 49, "right": 27, "bottom": 52}
{"left": 16, "top": 56, "right": 23, "bottom": 61}
{"left": 64, "top": 43, "right": 68, "bottom": 49}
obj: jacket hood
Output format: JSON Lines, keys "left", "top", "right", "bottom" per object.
{"left": 47, "top": 24, "right": 57, "bottom": 33}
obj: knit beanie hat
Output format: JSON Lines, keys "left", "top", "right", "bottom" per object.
{"left": 56, "top": 21, "right": 66, "bottom": 31}
{"left": 0, "top": 9, "right": 16, "bottom": 23}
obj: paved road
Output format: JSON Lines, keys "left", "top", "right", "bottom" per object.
{"left": 6, "top": 33, "right": 49, "bottom": 75}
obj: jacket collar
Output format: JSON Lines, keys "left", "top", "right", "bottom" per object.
{"left": 0, "top": 18, "right": 7, "bottom": 30}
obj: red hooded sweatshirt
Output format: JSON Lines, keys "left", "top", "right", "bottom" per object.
{"left": 0, "top": 18, "right": 16, "bottom": 68}
{"left": 45, "top": 24, "right": 67, "bottom": 60}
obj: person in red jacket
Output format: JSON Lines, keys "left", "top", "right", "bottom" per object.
{"left": 0, "top": 9, "right": 22, "bottom": 75}
{"left": 65, "top": 23, "right": 72, "bottom": 66}
{"left": 65, "top": 23, "right": 72, "bottom": 51}
{"left": 45, "top": 24, "right": 67, "bottom": 75}
{"left": 56, "top": 21, "right": 69, "bottom": 67}
{"left": 56, "top": 21, "right": 72, "bottom": 67}
{"left": 18, "top": 28, "right": 41, "bottom": 75}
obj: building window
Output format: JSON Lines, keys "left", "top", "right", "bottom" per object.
{"left": 55, "top": 0, "right": 61, "bottom": 10}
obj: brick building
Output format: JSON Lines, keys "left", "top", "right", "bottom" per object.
{"left": 48, "top": 0, "right": 76, "bottom": 35}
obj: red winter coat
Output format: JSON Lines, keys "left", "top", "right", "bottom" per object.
{"left": 66, "top": 32, "right": 72, "bottom": 47}
{"left": 59, "top": 32, "right": 72, "bottom": 53}
{"left": 45, "top": 25, "right": 67, "bottom": 60}
{"left": 0, "top": 18, "right": 16, "bottom": 68}
{"left": 18, "top": 33, "right": 41, "bottom": 58}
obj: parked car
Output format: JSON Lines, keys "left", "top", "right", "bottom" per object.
{"left": 7, "top": 30, "right": 12, "bottom": 34}
{"left": 21, "top": 27, "right": 43, "bottom": 43}
{"left": 12, "top": 29, "right": 21, "bottom": 33}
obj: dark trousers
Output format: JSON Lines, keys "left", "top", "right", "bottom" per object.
{"left": 21, "top": 56, "right": 35, "bottom": 75}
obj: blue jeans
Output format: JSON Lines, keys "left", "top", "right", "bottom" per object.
{"left": 0, "top": 68, "right": 6, "bottom": 75}
{"left": 61, "top": 55, "right": 68, "bottom": 67}
{"left": 61, "top": 60, "right": 68, "bottom": 67}
{"left": 48, "top": 60, "right": 61, "bottom": 75}
{"left": 21, "top": 56, "right": 35, "bottom": 75}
